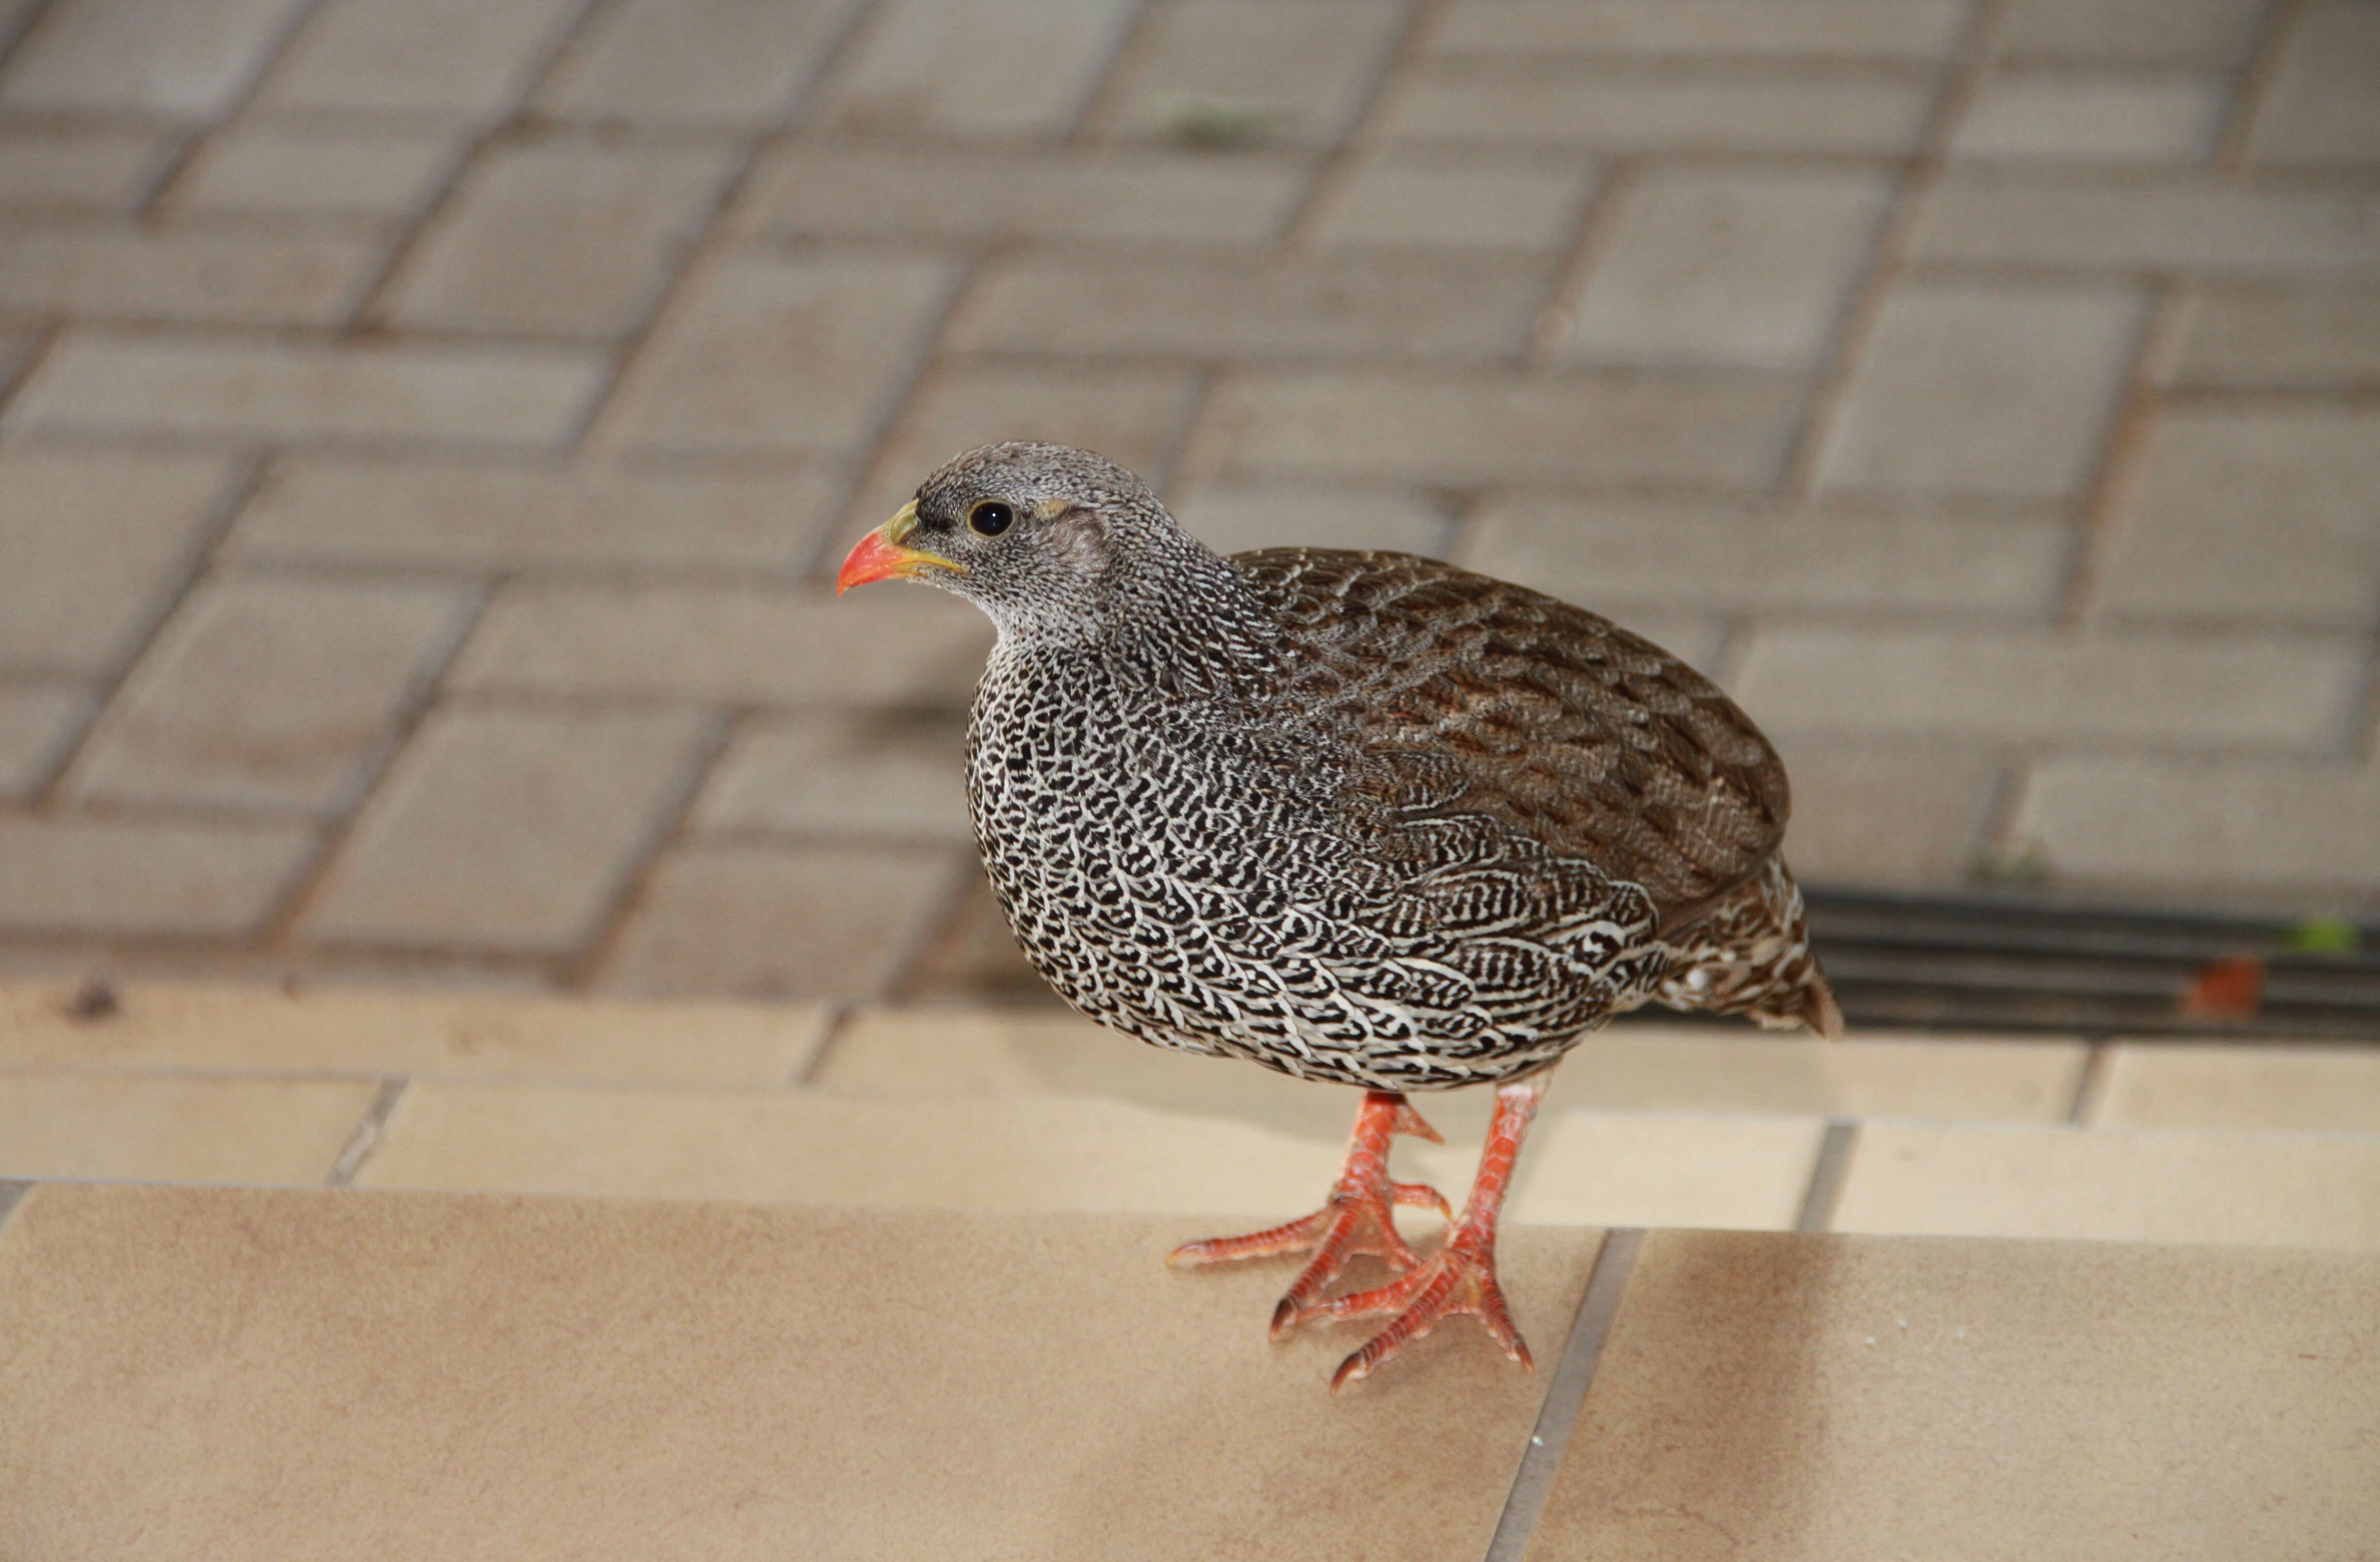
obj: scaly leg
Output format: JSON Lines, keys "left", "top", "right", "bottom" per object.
{"left": 1167, "top": 1089, "right": 1453, "bottom": 1336}
{"left": 1298, "top": 1075, "right": 1547, "bottom": 1392}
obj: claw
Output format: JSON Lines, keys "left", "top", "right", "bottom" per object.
{"left": 1323, "top": 1227, "right": 1534, "bottom": 1392}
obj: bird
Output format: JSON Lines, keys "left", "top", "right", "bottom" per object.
{"left": 838, "top": 442, "right": 1841, "bottom": 1390}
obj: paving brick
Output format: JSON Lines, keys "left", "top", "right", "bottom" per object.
{"left": 2091, "top": 406, "right": 2380, "bottom": 628}
{"left": 1385, "top": 63, "right": 1935, "bottom": 153}
{"left": 601, "top": 841, "right": 959, "bottom": 998}
{"left": 1433, "top": 0, "right": 1968, "bottom": 59}
{"left": 598, "top": 251, "right": 956, "bottom": 455}
{"left": 168, "top": 123, "right": 462, "bottom": 216}
{"left": 0, "top": 1072, "right": 374, "bottom": 1182}
{"left": 690, "top": 710, "right": 971, "bottom": 843}
{"left": 63, "top": 574, "right": 471, "bottom": 813}
{"left": 304, "top": 704, "right": 710, "bottom": 953}
{"left": 1310, "top": 154, "right": 1588, "bottom": 252}
{"left": 1561, "top": 167, "right": 1891, "bottom": 371}
{"left": 1950, "top": 69, "right": 2226, "bottom": 162}
{"left": 1426, "top": 1110, "right": 1820, "bottom": 1230}
{"left": 0, "top": 449, "right": 235, "bottom": 676}
{"left": 448, "top": 580, "right": 991, "bottom": 708}
{"left": 1462, "top": 494, "right": 2070, "bottom": 617}
{"left": 1203, "top": 368, "right": 1803, "bottom": 487}
{"left": 2174, "top": 288, "right": 2380, "bottom": 388}
{"left": 813, "top": 0, "right": 1135, "bottom": 138}
{"left": 0, "top": 814, "right": 317, "bottom": 936}
{"left": 1568, "top": 1025, "right": 2089, "bottom": 1121}
{"left": 0, "top": 0, "right": 306, "bottom": 115}
{"left": 534, "top": 0, "right": 862, "bottom": 126}
{"left": 0, "top": 684, "right": 82, "bottom": 799}
{"left": 257, "top": 0, "right": 583, "bottom": 116}
{"left": 895, "top": 874, "right": 1059, "bottom": 1004}
{"left": 949, "top": 253, "right": 1544, "bottom": 361}
{"left": 1732, "top": 627, "right": 2364, "bottom": 749}
{"left": 1169, "top": 482, "right": 1448, "bottom": 557}
{"left": 1995, "top": 0, "right": 2263, "bottom": 66}
{"left": 1771, "top": 736, "right": 2001, "bottom": 887}
{"left": 0, "top": 225, "right": 380, "bottom": 326}
{"left": 1832, "top": 1121, "right": 2380, "bottom": 1249}
{"left": 2016, "top": 756, "right": 2380, "bottom": 893}
{"left": 381, "top": 140, "right": 742, "bottom": 338}
{"left": 845, "top": 360, "right": 1200, "bottom": 542}
{"left": 0, "top": 128, "right": 174, "bottom": 211}
{"left": 2242, "top": 1, "right": 2380, "bottom": 166}
{"left": 227, "top": 457, "right": 835, "bottom": 572}
{"left": 1817, "top": 282, "right": 2147, "bottom": 497}
{"left": 0, "top": 978, "right": 831, "bottom": 1087}
{"left": 2093, "top": 1043, "right": 2380, "bottom": 1136}
{"left": 1108, "top": 0, "right": 1406, "bottom": 148}
{"left": 1908, "top": 170, "right": 2380, "bottom": 277}
{"left": 7, "top": 332, "right": 607, "bottom": 447}
{"left": 734, "top": 142, "right": 1311, "bottom": 244}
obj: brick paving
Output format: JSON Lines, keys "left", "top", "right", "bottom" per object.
{"left": 0, "top": 0, "right": 2375, "bottom": 1001}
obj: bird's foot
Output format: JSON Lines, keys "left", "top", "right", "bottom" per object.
{"left": 1311, "top": 1219, "right": 1531, "bottom": 1393}
{"left": 1166, "top": 1091, "right": 1451, "bottom": 1337}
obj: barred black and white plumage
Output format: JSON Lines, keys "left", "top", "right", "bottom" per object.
{"left": 885, "top": 443, "right": 1842, "bottom": 1091}
{"left": 840, "top": 440, "right": 1842, "bottom": 1387}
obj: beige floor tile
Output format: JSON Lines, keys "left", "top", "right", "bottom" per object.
{"left": 602, "top": 841, "right": 962, "bottom": 1001}
{"left": 0, "top": 1185, "right": 1594, "bottom": 1557}
{"left": 0, "top": 979, "right": 827, "bottom": 1087}
{"left": 0, "top": 225, "right": 381, "bottom": 326}
{"left": 814, "top": 0, "right": 1135, "bottom": 138}
{"left": 256, "top": 0, "right": 582, "bottom": 116}
{"left": 2092, "top": 1043, "right": 2380, "bottom": 1135}
{"left": 1311, "top": 154, "right": 1588, "bottom": 252}
{"left": 1387, "top": 66, "right": 1933, "bottom": 154}
{"left": 1531, "top": 1230, "right": 2380, "bottom": 1560}
{"left": 0, "top": 1072, "right": 372, "bottom": 1181}
{"left": 7, "top": 332, "right": 607, "bottom": 447}
{"left": 0, "top": 0, "right": 307, "bottom": 115}
{"left": 826, "top": 1009, "right": 2092, "bottom": 1130}
{"left": 168, "top": 122, "right": 462, "bottom": 216}
{"left": 380, "top": 140, "right": 742, "bottom": 337}
{"left": 62, "top": 573, "right": 471, "bottom": 812}
{"left": 1171, "top": 482, "right": 1449, "bottom": 558}
{"left": 1434, "top": 0, "right": 1968, "bottom": 60}
{"left": 0, "top": 449, "right": 236, "bottom": 676}
{"left": 1831, "top": 1121, "right": 2380, "bottom": 1249}
{"left": 0, "top": 127, "right": 175, "bottom": 210}
{"left": 1560, "top": 167, "right": 1892, "bottom": 371}
{"left": 0, "top": 813, "right": 317, "bottom": 938}
{"left": 734, "top": 142, "right": 1311, "bottom": 245}
{"left": 1908, "top": 169, "right": 2380, "bottom": 277}
{"left": 2174, "top": 287, "right": 2380, "bottom": 388}
{"left": 1432, "top": 1110, "right": 1822, "bottom": 1230}
{"left": 304, "top": 704, "right": 710, "bottom": 952}
{"left": 1951, "top": 69, "right": 2225, "bottom": 162}
{"left": 690, "top": 709, "right": 972, "bottom": 844}
{"left": 533, "top": 0, "right": 860, "bottom": 126}
{"left": 0, "top": 684, "right": 81, "bottom": 800}
{"left": 228, "top": 456, "right": 834, "bottom": 572}
{"left": 361, "top": 1080, "right": 1353, "bottom": 1211}
{"left": 2242, "top": 1, "right": 2380, "bottom": 167}
{"left": 2016, "top": 755, "right": 2380, "bottom": 894}
{"left": 1107, "top": 0, "right": 1407, "bottom": 148}
{"left": 1769, "top": 737, "right": 2001, "bottom": 888}
{"left": 1995, "top": 0, "right": 2262, "bottom": 66}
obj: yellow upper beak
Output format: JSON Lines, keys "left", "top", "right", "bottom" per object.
{"left": 835, "top": 501, "right": 966, "bottom": 595}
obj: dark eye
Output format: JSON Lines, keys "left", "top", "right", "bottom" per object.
{"left": 968, "top": 501, "right": 1015, "bottom": 537}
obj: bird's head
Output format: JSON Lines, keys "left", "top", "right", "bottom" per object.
{"left": 837, "top": 442, "right": 1211, "bottom": 646}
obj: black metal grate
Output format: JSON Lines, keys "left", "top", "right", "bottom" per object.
{"left": 1775, "top": 887, "right": 2380, "bottom": 1041}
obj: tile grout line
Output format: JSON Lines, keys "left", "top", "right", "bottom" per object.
{"left": 1481, "top": 1226, "right": 1645, "bottom": 1562}
{"left": 2068, "top": 1041, "right": 2114, "bottom": 1127}
{"left": 0, "top": 1179, "right": 31, "bottom": 1233}
{"left": 1796, "top": 1119, "right": 1861, "bottom": 1232}
{"left": 325, "top": 1077, "right": 410, "bottom": 1187}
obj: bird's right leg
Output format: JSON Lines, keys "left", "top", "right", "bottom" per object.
{"left": 1166, "top": 1089, "right": 1453, "bottom": 1338}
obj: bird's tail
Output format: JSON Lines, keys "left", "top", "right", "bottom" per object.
{"left": 1655, "top": 857, "right": 1844, "bottom": 1041}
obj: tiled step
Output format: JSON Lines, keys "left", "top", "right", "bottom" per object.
{"left": 1, "top": 1184, "right": 2373, "bottom": 1561}
{"left": 4, "top": 981, "right": 2379, "bottom": 1247}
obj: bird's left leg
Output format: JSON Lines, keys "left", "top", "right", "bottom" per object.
{"left": 1166, "top": 1089, "right": 1452, "bottom": 1335}
{"left": 1298, "top": 1074, "right": 1547, "bottom": 1392}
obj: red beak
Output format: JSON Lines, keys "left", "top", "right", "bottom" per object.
{"left": 835, "top": 502, "right": 965, "bottom": 596}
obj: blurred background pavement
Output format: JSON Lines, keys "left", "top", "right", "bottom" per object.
{"left": 0, "top": 0, "right": 2375, "bottom": 1006}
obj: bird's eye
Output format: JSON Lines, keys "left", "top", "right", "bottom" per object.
{"left": 968, "top": 501, "right": 1015, "bottom": 537}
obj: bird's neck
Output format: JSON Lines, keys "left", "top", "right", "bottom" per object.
{"left": 990, "top": 535, "right": 1279, "bottom": 702}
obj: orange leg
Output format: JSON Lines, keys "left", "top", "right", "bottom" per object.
{"left": 1307, "top": 1075, "right": 1547, "bottom": 1392}
{"left": 1168, "top": 1089, "right": 1453, "bottom": 1336}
